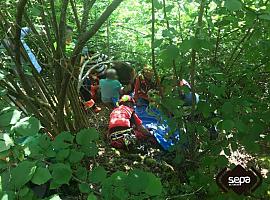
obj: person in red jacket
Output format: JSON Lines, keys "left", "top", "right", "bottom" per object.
{"left": 108, "top": 95, "right": 152, "bottom": 149}
{"left": 134, "top": 65, "right": 160, "bottom": 106}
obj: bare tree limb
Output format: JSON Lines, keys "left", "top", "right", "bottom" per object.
{"left": 80, "top": 0, "right": 96, "bottom": 33}
{"left": 70, "top": 0, "right": 81, "bottom": 32}
{"left": 14, "top": 0, "right": 33, "bottom": 97}
{"left": 71, "top": 0, "right": 123, "bottom": 65}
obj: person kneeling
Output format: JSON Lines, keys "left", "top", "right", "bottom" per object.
{"left": 108, "top": 95, "right": 153, "bottom": 149}
{"left": 80, "top": 72, "right": 101, "bottom": 113}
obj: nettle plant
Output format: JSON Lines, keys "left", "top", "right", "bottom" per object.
{"left": 0, "top": 107, "right": 163, "bottom": 200}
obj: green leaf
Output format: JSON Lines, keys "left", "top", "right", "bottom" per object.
{"left": 160, "top": 45, "right": 179, "bottom": 62}
{"left": 12, "top": 116, "right": 41, "bottom": 136}
{"left": 224, "top": 0, "right": 242, "bottom": 12}
{"left": 101, "top": 179, "right": 113, "bottom": 199}
{"left": 18, "top": 186, "right": 29, "bottom": 197}
{"left": 114, "top": 187, "right": 129, "bottom": 200}
{"left": 0, "top": 192, "right": 16, "bottom": 200}
{"left": 76, "top": 128, "right": 99, "bottom": 146}
{"left": 221, "top": 119, "right": 235, "bottom": 131}
{"left": 153, "top": 39, "right": 163, "bottom": 48}
{"left": 31, "top": 167, "right": 51, "bottom": 185}
{"left": 153, "top": 0, "right": 162, "bottom": 9}
{"left": 215, "top": 155, "right": 228, "bottom": 167}
{"left": 161, "top": 29, "right": 174, "bottom": 39}
{"left": 49, "top": 180, "right": 62, "bottom": 190}
{"left": 53, "top": 132, "right": 74, "bottom": 149}
{"left": 111, "top": 171, "right": 127, "bottom": 187}
{"left": 197, "top": 102, "right": 211, "bottom": 118}
{"left": 51, "top": 163, "right": 72, "bottom": 185}
{"left": 126, "top": 169, "right": 149, "bottom": 194}
{"left": 56, "top": 149, "right": 70, "bottom": 161}
{"left": 80, "top": 142, "right": 98, "bottom": 157}
{"left": 235, "top": 120, "right": 247, "bottom": 133}
{"left": 0, "top": 133, "right": 14, "bottom": 152}
{"left": 38, "top": 135, "right": 51, "bottom": 149}
{"left": 79, "top": 183, "right": 91, "bottom": 193}
{"left": 69, "top": 150, "right": 84, "bottom": 163}
{"left": 45, "top": 148, "right": 56, "bottom": 158}
{"left": 145, "top": 173, "right": 162, "bottom": 196}
{"left": 75, "top": 166, "right": 88, "bottom": 181}
{"left": 209, "top": 84, "right": 225, "bottom": 97}
{"left": 221, "top": 102, "right": 234, "bottom": 116}
{"left": 165, "top": 5, "right": 174, "bottom": 12}
{"left": 11, "top": 161, "right": 36, "bottom": 189}
{"left": 89, "top": 166, "right": 107, "bottom": 184}
{"left": 201, "top": 156, "right": 216, "bottom": 167}
{"left": 259, "top": 14, "right": 270, "bottom": 20}
{"left": 30, "top": 7, "right": 41, "bottom": 16}
{"left": 87, "top": 193, "right": 97, "bottom": 200}
{"left": 0, "top": 108, "right": 21, "bottom": 127}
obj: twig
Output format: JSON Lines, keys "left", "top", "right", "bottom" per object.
{"left": 165, "top": 187, "right": 203, "bottom": 200}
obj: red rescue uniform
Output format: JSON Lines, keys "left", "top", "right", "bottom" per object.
{"left": 108, "top": 105, "right": 147, "bottom": 148}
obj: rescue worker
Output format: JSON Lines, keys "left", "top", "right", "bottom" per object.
{"left": 134, "top": 65, "right": 160, "bottom": 106}
{"left": 108, "top": 95, "right": 153, "bottom": 149}
{"left": 99, "top": 69, "right": 131, "bottom": 107}
{"left": 80, "top": 70, "right": 101, "bottom": 113}
{"left": 99, "top": 68, "right": 122, "bottom": 106}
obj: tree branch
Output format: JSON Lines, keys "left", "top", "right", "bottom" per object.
{"left": 14, "top": 0, "right": 34, "bottom": 97}
{"left": 71, "top": 0, "right": 123, "bottom": 65}
{"left": 80, "top": 0, "right": 96, "bottom": 33}
{"left": 70, "top": 0, "right": 81, "bottom": 32}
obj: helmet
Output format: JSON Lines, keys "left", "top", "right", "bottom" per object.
{"left": 119, "top": 95, "right": 135, "bottom": 105}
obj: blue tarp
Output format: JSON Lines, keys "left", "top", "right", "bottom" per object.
{"left": 135, "top": 105, "right": 180, "bottom": 150}
{"left": 21, "top": 27, "right": 42, "bottom": 73}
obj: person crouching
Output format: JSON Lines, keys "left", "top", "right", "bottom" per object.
{"left": 108, "top": 95, "right": 153, "bottom": 149}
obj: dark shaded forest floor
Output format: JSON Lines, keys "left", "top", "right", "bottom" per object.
{"left": 56, "top": 104, "right": 188, "bottom": 199}
{"left": 56, "top": 104, "right": 270, "bottom": 200}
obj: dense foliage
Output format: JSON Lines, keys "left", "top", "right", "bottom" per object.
{"left": 0, "top": 0, "right": 270, "bottom": 199}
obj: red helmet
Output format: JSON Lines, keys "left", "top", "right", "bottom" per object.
{"left": 119, "top": 95, "right": 135, "bottom": 105}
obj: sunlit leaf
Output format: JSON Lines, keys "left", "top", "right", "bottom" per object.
{"left": 0, "top": 108, "right": 21, "bottom": 127}
{"left": 12, "top": 116, "right": 41, "bottom": 136}
{"left": 0, "top": 133, "right": 14, "bottom": 152}
{"left": 11, "top": 161, "right": 36, "bottom": 189}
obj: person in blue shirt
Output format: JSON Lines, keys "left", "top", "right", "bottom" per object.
{"left": 99, "top": 69, "right": 123, "bottom": 106}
